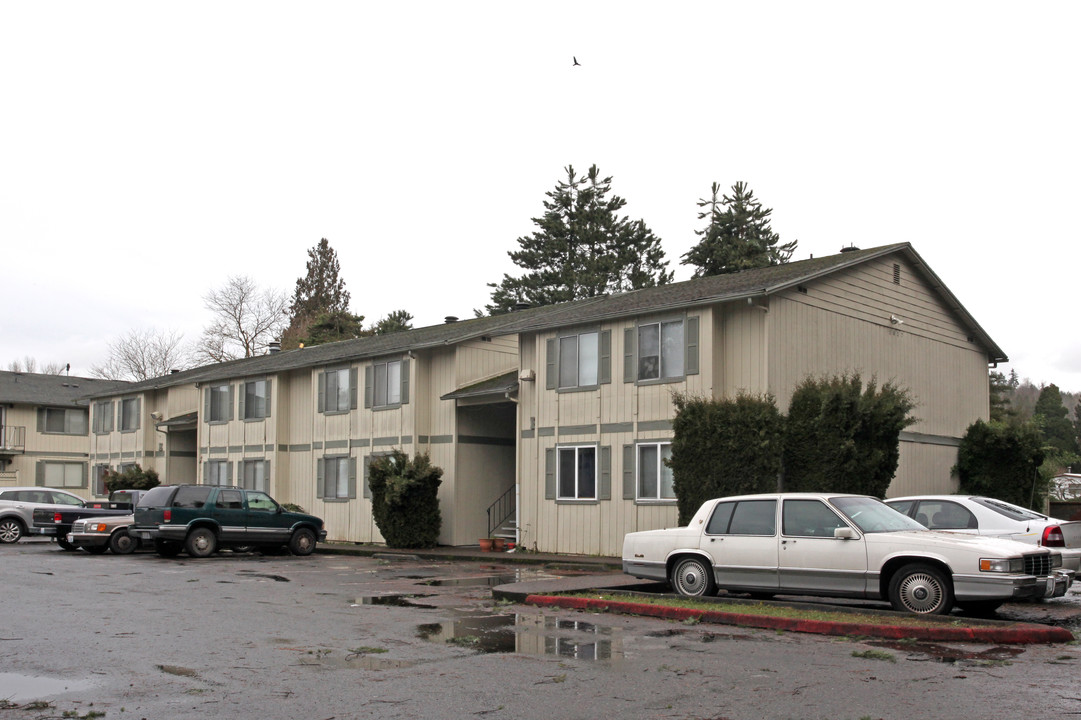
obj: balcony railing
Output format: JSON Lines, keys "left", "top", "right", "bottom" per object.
{"left": 0, "top": 426, "right": 26, "bottom": 454}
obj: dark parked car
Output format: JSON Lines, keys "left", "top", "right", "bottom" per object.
{"left": 130, "top": 485, "right": 327, "bottom": 558}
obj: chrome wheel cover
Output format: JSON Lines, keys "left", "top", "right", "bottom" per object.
{"left": 674, "top": 559, "right": 709, "bottom": 596}
{"left": 897, "top": 571, "right": 945, "bottom": 614}
{"left": 0, "top": 519, "right": 21, "bottom": 543}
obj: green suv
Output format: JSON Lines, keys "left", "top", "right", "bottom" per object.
{"left": 131, "top": 485, "right": 327, "bottom": 558}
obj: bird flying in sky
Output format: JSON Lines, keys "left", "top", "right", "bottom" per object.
{"left": 573, "top": 56, "right": 581, "bottom": 66}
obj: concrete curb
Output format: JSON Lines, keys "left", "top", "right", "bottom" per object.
{"left": 524, "top": 594, "right": 1077, "bottom": 644}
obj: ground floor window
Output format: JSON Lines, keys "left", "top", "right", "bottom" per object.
{"left": 558, "top": 445, "right": 596, "bottom": 500}
{"left": 92, "top": 464, "right": 110, "bottom": 496}
{"left": 241, "top": 459, "right": 268, "bottom": 492}
{"left": 320, "top": 456, "right": 352, "bottom": 499}
{"left": 205, "top": 460, "right": 231, "bottom": 486}
{"left": 637, "top": 442, "right": 674, "bottom": 500}
{"left": 41, "top": 461, "right": 86, "bottom": 488}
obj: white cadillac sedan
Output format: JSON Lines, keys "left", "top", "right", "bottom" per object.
{"left": 622, "top": 493, "right": 1073, "bottom": 615}
{"left": 885, "top": 495, "right": 1081, "bottom": 573}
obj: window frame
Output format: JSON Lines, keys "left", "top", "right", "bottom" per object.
{"left": 119, "top": 397, "right": 140, "bottom": 433}
{"left": 624, "top": 315, "right": 699, "bottom": 385}
{"left": 39, "top": 460, "right": 88, "bottom": 489}
{"left": 373, "top": 360, "right": 402, "bottom": 408}
{"left": 319, "top": 454, "right": 356, "bottom": 501}
{"left": 206, "top": 384, "right": 232, "bottom": 424}
{"left": 636, "top": 441, "right": 675, "bottom": 502}
{"left": 92, "top": 401, "right": 114, "bottom": 435}
{"left": 241, "top": 379, "right": 270, "bottom": 421}
{"left": 204, "top": 459, "right": 232, "bottom": 486}
{"left": 240, "top": 458, "right": 269, "bottom": 492}
{"left": 557, "top": 444, "right": 598, "bottom": 501}
{"left": 319, "top": 367, "right": 357, "bottom": 415}
{"left": 546, "top": 328, "right": 610, "bottom": 392}
{"left": 92, "top": 464, "right": 110, "bottom": 497}
{"left": 41, "top": 407, "right": 88, "bottom": 436}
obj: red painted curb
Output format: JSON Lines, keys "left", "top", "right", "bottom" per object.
{"left": 523, "top": 595, "right": 1075, "bottom": 644}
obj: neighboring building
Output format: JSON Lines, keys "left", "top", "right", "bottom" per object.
{"left": 82, "top": 242, "right": 1004, "bottom": 556}
{"left": 504, "top": 243, "right": 1006, "bottom": 555}
{"left": 0, "top": 372, "right": 130, "bottom": 496}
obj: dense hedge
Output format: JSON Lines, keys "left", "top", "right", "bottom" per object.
{"left": 669, "top": 392, "right": 785, "bottom": 525}
{"left": 782, "top": 374, "right": 915, "bottom": 497}
{"left": 955, "top": 420, "right": 1046, "bottom": 509}
{"left": 103, "top": 464, "right": 161, "bottom": 492}
{"left": 368, "top": 450, "right": 443, "bottom": 548}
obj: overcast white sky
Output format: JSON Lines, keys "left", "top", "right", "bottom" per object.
{"left": 2, "top": 2, "right": 1079, "bottom": 392}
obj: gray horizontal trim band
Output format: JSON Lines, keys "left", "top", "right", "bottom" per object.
{"left": 289, "top": 444, "right": 312, "bottom": 452}
{"left": 121, "top": 452, "right": 136, "bottom": 459}
{"left": 401, "top": 436, "right": 412, "bottom": 445}
{"left": 110, "top": 452, "right": 120, "bottom": 459}
{"left": 206, "top": 446, "right": 226, "bottom": 455}
{"left": 459, "top": 435, "right": 515, "bottom": 447}
{"left": 244, "top": 444, "right": 264, "bottom": 453}
{"left": 324, "top": 440, "right": 349, "bottom": 449}
{"left": 429, "top": 435, "right": 454, "bottom": 444}
{"left": 537, "top": 427, "right": 555, "bottom": 437}
{"left": 373, "top": 436, "right": 400, "bottom": 447}
{"left": 558, "top": 424, "right": 598, "bottom": 437}
{"left": 417, "top": 435, "right": 429, "bottom": 444}
{"left": 637, "top": 420, "right": 673, "bottom": 432}
{"left": 350, "top": 439, "right": 370, "bottom": 449}
{"left": 227, "top": 445, "right": 243, "bottom": 453}
{"left": 22, "top": 451, "right": 90, "bottom": 458}
{"left": 899, "top": 431, "right": 962, "bottom": 447}
{"left": 600, "top": 422, "right": 634, "bottom": 434}
{"left": 520, "top": 430, "right": 535, "bottom": 439}
{"left": 169, "top": 451, "right": 197, "bottom": 458}
{"left": 312, "top": 441, "right": 323, "bottom": 450}
{"left": 265, "top": 444, "right": 275, "bottom": 451}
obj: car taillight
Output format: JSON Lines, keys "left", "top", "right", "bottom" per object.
{"left": 1042, "top": 525, "right": 1066, "bottom": 547}
{"left": 163, "top": 509, "right": 171, "bottom": 522}
{"left": 52, "top": 512, "right": 62, "bottom": 523}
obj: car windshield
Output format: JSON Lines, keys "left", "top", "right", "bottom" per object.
{"left": 972, "top": 497, "right": 1047, "bottom": 522}
{"left": 831, "top": 496, "right": 927, "bottom": 533}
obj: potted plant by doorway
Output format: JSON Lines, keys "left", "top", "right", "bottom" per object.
{"left": 491, "top": 537, "right": 507, "bottom": 552}
{"left": 478, "top": 538, "right": 495, "bottom": 552}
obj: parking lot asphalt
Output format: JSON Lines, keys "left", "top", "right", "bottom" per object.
{"left": 320, "top": 541, "right": 1081, "bottom": 644}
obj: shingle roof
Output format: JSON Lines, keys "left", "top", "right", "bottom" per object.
{"left": 0, "top": 372, "right": 131, "bottom": 407}
{"left": 440, "top": 371, "right": 519, "bottom": 401}
{"left": 90, "top": 242, "right": 1004, "bottom": 398}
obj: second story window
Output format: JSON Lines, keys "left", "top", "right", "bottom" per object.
{"left": 546, "top": 330, "right": 610, "bottom": 390}
{"left": 92, "top": 401, "right": 114, "bottom": 434}
{"left": 624, "top": 316, "right": 699, "bottom": 384}
{"left": 365, "top": 359, "right": 410, "bottom": 409}
{"left": 319, "top": 367, "right": 357, "bottom": 414}
{"left": 241, "top": 379, "right": 270, "bottom": 420}
{"left": 206, "top": 384, "right": 233, "bottom": 423}
{"left": 119, "top": 398, "right": 140, "bottom": 432}
{"left": 41, "top": 407, "right": 88, "bottom": 435}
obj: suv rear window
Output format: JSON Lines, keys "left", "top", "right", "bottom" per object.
{"left": 137, "top": 486, "right": 177, "bottom": 508}
{"left": 173, "top": 486, "right": 213, "bottom": 509}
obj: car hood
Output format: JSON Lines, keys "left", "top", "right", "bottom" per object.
{"left": 866, "top": 529, "right": 1047, "bottom": 557}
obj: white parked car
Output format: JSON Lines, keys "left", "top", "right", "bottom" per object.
{"left": 0, "top": 487, "right": 86, "bottom": 543}
{"left": 885, "top": 495, "right": 1081, "bottom": 572}
{"left": 622, "top": 493, "right": 1073, "bottom": 615}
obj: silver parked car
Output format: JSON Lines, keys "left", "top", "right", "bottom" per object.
{"left": 67, "top": 514, "right": 140, "bottom": 554}
{"left": 886, "top": 495, "right": 1081, "bottom": 572}
{"left": 0, "top": 487, "right": 86, "bottom": 543}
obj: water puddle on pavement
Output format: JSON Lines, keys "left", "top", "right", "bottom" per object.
{"left": 416, "top": 569, "right": 559, "bottom": 587}
{"left": 0, "top": 672, "right": 95, "bottom": 703}
{"left": 353, "top": 594, "right": 438, "bottom": 609}
{"left": 416, "top": 613, "right": 623, "bottom": 661}
{"left": 868, "top": 641, "right": 1025, "bottom": 665}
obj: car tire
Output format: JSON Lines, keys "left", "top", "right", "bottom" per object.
{"left": 155, "top": 539, "right": 183, "bottom": 558}
{"left": 185, "top": 528, "right": 218, "bottom": 558}
{"left": 84, "top": 545, "right": 109, "bottom": 555}
{"left": 888, "top": 563, "right": 954, "bottom": 615}
{"left": 57, "top": 537, "right": 78, "bottom": 552}
{"left": 288, "top": 528, "right": 317, "bottom": 556}
{"left": 109, "top": 530, "right": 139, "bottom": 555}
{"left": 0, "top": 518, "right": 24, "bottom": 543}
{"left": 671, "top": 556, "right": 716, "bottom": 597}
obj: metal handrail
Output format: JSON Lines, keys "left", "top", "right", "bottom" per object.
{"left": 486, "top": 485, "right": 515, "bottom": 537}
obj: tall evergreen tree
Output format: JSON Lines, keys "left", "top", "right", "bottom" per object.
{"left": 681, "top": 181, "right": 797, "bottom": 277}
{"left": 988, "top": 370, "right": 1015, "bottom": 423}
{"left": 283, "top": 239, "right": 357, "bottom": 349}
{"left": 485, "top": 165, "right": 672, "bottom": 314}
{"left": 1034, "top": 383, "right": 1080, "bottom": 454}
{"left": 371, "top": 310, "right": 414, "bottom": 335}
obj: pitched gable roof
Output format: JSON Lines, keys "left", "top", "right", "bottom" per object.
{"left": 0, "top": 372, "right": 130, "bottom": 407}
{"left": 92, "top": 242, "right": 1003, "bottom": 399}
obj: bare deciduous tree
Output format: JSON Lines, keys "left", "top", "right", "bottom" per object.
{"left": 6, "top": 357, "right": 68, "bottom": 374}
{"left": 195, "top": 276, "right": 288, "bottom": 363}
{"left": 90, "top": 328, "right": 192, "bottom": 381}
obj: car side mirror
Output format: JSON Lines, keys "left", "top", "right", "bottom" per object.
{"left": 834, "top": 527, "right": 857, "bottom": 540}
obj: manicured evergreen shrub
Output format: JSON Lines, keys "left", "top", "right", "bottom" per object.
{"left": 368, "top": 450, "right": 443, "bottom": 548}
{"left": 955, "top": 419, "right": 1046, "bottom": 509}
{"left": 782, "top": 374, "right": 915, "bottom": 497}
{"left": 103, "top": 464, "right": 161, "bottom": 492}
{"left": 669, "top": 392, "right": 785, "bottom": 525}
